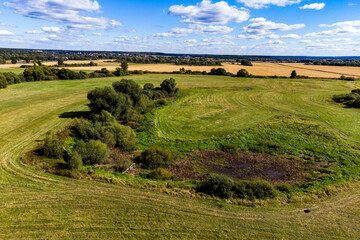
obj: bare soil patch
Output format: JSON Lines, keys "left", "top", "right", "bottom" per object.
{"left": 170, "top": 150, "right": 305, "bottom": 183}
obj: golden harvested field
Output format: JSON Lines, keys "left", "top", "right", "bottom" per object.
{"left": 66, "top": 61, "right": 360, "bottom": 78}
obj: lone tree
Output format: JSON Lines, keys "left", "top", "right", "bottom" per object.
{"left": 290, "top": 70, "right": 297, "bottom": 79}
{"left": 121, "top": 60, "right": 129, "bottom": 72}
{"left": 237, "top": 69, "right": 250, "bottom": 77}
{"left": 57, "top": 58, "right": 65, "bottom": 66}
{"left": 11, "top": 57, "right": 17, "bottom": 64}
{"left": 241, "top": 60, "right": 253, "bottom": 66}
{"left": 160, "top": 78, "right": 179, "bottom": 96}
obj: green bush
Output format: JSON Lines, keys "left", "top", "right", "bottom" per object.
{"left": 72, "top": 112, "right": 136, "bottom": 151}
{"left": 233, "top": 180, "right": 277, "bottom": 200}
{"left": 143, "top": 83, "right": 154, "bottom": 90}
{"left": 110, "top": 124, "right": 136, "bottom": 151}
{"left": 87, "top": 87, "right": 133, "bottom": 119}
{"left": 74, "top": 140, "right": 109, "bottom": 165}
{"left": 4, "top": 72, "right": 21, "bottom": 84}
{"left": 43, "top": 135, "right": 64, "bottom": 159}
{"left": 241, "top": 60, "right": 253, "bottom": 66}
{"left": 237, "top": 69, "right": 250, "bottom": 77}
{"left": 198, "top": 174, "right": 234, "bottom": 199}
{"left": 137, "top": 146, "right": 175, "bottom": 169}
{"left": 112, "top": 79, "right": 144, "bottom": 108}
{"left": 67, "top": 151, "right": 83, "bottom": 170}
{"left": 198, "top": 175, "right": 277, "bottom": 200}
{"left": 160, "top": 78, "right": 179, "bottom": 96}
{"left": 147, "top": 168, "right": 173, "bottom": 180}
{"left": 220, "top": 143, "right": 238, "bottom": 154}
{"left": 275, "top": 183, "right": 293, "bottom": 193}
{"left": 0, "top": 73, "right": 7, "bottom": 89}
{"left": 155, "top": 99, "right": 167, "bottom": 107}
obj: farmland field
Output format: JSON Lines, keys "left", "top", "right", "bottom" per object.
{"left": 2, "top": 60, "right": 360, "bottom": 78}
{"left": 67, "top": 62, "right": 360, "bottom": 78}
{"left": 1, "top": 74, "right": 360, "bottom": 239}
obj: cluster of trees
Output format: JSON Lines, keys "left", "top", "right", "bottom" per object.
{"left": 0, "top": 72, "right": 21, "bottom": 89}
{"left": 88, "top": 78, "right": 179, "bottom": 122}
{"left": 333, "top": 89, "right": 360, "bottom": 108}
{"left": 42, "top": 110, "right": 137, "bottom": 170}
{"left": 41, "top": 78, "right": 180, "bottom": 172}
{"left": 22, "top": 64, "right": 130, "bottom": 82}
{"left": 240, "top": 60, "right": 253, "bottom": 66}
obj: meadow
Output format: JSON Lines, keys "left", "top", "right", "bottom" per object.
{"left": 1, "top": 74, "right": 360, "bottom": 238}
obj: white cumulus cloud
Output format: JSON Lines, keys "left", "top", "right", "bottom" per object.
{"left": 169, "top": 0, "right": 249, "bottom": 25}
{"left": 299, "top": 3, "right": 325, "bottom": 10}
{"left": 3, "top": 0, "right": 122, "bottom": 30}
{"left": 0, "top": 30, "right": 15, "bottom": 35}
{"left": 243, "top": 18, "right": 305, "bottom": 35}
{"left": 42, "top": 27, "right": 61, "bottom": 33}
{"left": 237, "top": 0, "right": 301, "bottom": 9}
{"left": 153, "top": 24, "right": 233, "bottom": 38}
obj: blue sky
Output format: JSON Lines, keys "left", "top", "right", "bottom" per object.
{"left": 0, "top": 0, "right": 360, "bottom": 56}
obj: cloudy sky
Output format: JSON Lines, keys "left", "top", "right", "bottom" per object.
{"left": 0, "top": 0, "right": 360, "bottom": 56}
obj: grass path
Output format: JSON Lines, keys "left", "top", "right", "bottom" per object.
{"left": 0, "top": 75, "right": 360, "bottom": 239}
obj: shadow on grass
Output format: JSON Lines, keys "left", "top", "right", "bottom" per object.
{"left": 59, "top": 111, "right": 91, "bottom": 119}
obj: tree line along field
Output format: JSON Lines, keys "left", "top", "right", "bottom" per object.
{"left": 1, "top": 74, "right": 360, "bottom": 238}
{"left": 2, "top": 59, "right": 360, "bottom": 78}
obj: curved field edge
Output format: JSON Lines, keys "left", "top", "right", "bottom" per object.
{"left": 0, "top": 75, "right": 359, "bottom": 239}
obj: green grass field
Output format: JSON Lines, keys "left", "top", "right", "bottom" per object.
{"left": 1, "top": 75, "right": 360, "bottom": 239}
{"left": 0, "top": 68, "right": 25, "bottom": 74}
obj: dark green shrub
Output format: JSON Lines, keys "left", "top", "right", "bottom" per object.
{"left": 237, "top": 69, "right": 250, "bottom": 77}
{"left": 233, "top": 180, "right": 277, "bottom": 200}
{"left": 241, "top": 60, "right": 253, "bottom": 66}
{"left": 87, "top": 87, "right": 133, "bottom": 119}
{"left": 351, "top": 89, "right": 360, "bottom": 94}
{"left": 67, "top": 151, "right": 83, "bottom": 170}
{"left": 250, "top": 141, "right": 285, "bottom": 154}
{"left": 0, "top": 73, "right": 7, "bottom": 89}
{"left": 43, "top": 135, "right": 64, "bottom": 159}
{"left": 210, "top": 68, "right": 228, "bottom": 76}
{"left": 137, "top": 146, "right": 175, "bottom": 169}
{"left": 220, "top": 143, "right": 238, "bottom": 154}
{"left": 160, "top": 78, "right": 179, "bottom": 96}
{"left": 290, "top": 70, "right": 297, "bottom": 79}
{"left": 72, "top": 118, "right": 101, "bottom": 142}
{"left": 275, "top": 183, "right": 293, "bottom": 193}
{"left": 143, "top": 83, "right": 154, "bottom": 90}
{"left": 110, "top": 123, "right": 136, "bottom": 151}
{"left": 126, "top": 110, "right": 144, "bottom": 123}
{"left": 72, "top": 112, "right": 136, "bottom": 150}
{"left": 112, "top": 79, "right": 144, "bottom": 107}
{"left": 332, "top": 93, "right": 357, "bottom": 103}
{"left": 74, "top": 140, "right": 109, "bottom": 165}
{"left": 198, "top": 174, "right": 234, "bottom": 199}
{"left": 4, "top": 72, "right": 21, "bottom": 84}
{"left": 148, "top": 168, "right": 173, "bottom": 180}
{"left": 155, "top": 99, "right": 167, "bottom": 107}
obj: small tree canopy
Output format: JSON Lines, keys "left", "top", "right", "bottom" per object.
{"left": 237, "top": 69, "right": 250, "bottom": 77}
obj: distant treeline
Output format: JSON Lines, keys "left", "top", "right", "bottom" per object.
{"left": 113, "top": 56, "right": 222, "bottom": 66}
{"left": 0, "top": 64, "right": 131, "bottom": 89}
{"left": 306, "top": 59, "right": 360, "bottom": 67}
{"left": 2, "top": 48, "right": 360, "bottom": 66}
